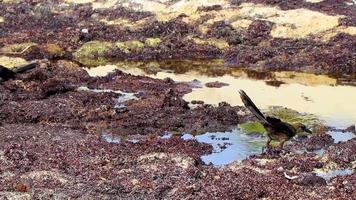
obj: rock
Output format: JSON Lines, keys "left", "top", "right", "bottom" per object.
{"left": 345, "top": 125, "right": 355, "bottom": 134}
{"left": 73, "top": 41, "right": 114, "bottom": 66}
{"left": 0, "top": 56, "right": 30, "bottom": 69}
{"left": 322, "top": 139, "right": 356, "bottom": 165}
{"left": 294, "top": 173, "right": 326, "bottom": 186}
{"left": 191, "top": 100, "right": 204, "bottom": 104}
{"left": 205, "top": 81, "right": 229, "bottom": 88}
{"left": 145, "top": 38, "right": 162, "bottom": 47}
{"left": 162, "top": 89, "right": 189, "bottom": 109}
{"left": 41, "top": 79, "right": 75, "bottom": 97}
{"left": 116, "top": 40, "right": 145, "bottom": 53}
{"left": 42, "top": 44, "right": 65, "bottom": 58}
{"left": 0, "top": 43, "right": 37, "bottom": 54}
{"left": 0, "top": 192, "right": 31, "bottom": 200}
{"left": 191, "top": 37, "right": 230, "bottom": 50}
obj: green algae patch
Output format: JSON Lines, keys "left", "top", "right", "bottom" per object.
{"left": 64, "top": 0, "right": 95, "bottom": 4}
{"left": 116, "top": 40, "right": 145, "bottom": 53}
{"left": 145, "top": 38, "right": 162, "bottom": 47}
{"left": 266, "top": 106, "right": 321, "bottom": 128}
{"left": 100, "top": 18, "right": 147, "bottom": 30}
{"left": 191, "top": 37, "right": 229, "bottom": 50}
{"left": 73, "top": 41, "right": 114, "bottom": 66}
{"left": 0, "top": 43, "right": 37, "bottom": 54}
{"left": 1, "top": 0, "right": 21, "bottom": 3}
{"left": 43, "top": 44, "right": 65, "bottom": 58}
{"left": 0, "top": 56, "right": 29, "bottom": 69}
{"left": 240, "top": 107, "right": 322, "bottom": 136}
{"left": 239, "top": 122, "right": 266, "bottom": 135}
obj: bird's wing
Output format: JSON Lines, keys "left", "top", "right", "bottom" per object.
{"left": 266, "top": 116, "right": 296, "bottom": 137}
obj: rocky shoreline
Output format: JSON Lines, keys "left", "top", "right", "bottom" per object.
{"left": 0, "top": 0, "right": 355, "bottom": 75}
{"left": 0, "top": 60, "right": 355, "bottom": 199}
{"left": 0, "top": 0, "right": 355, "bottom": 199}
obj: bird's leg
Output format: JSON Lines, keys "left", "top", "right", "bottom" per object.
{"left": 279, "top": 140, "right": 285, "bottom": 149}
{"left": 267, "top": 137, "right": 272, "bottom": 147}
{"left": 279, "top": 139, "right": 290, "bottom": 153}
{"left": 262, "top": 137, "right": 272, "bottom": 153}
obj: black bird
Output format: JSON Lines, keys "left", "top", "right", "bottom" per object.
{"left": 0, "top": 63, "right": 37, "bottom": 81}
{"left": 239, "top": 90, "right": 312, "bottom": 148}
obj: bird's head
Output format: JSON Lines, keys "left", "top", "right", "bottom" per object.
{"left": 293, "top": 123, "right": 312, "bottom": 134}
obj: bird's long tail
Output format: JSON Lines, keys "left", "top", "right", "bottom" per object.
{"left": 13, "top": 62, "right": 37, "bottom": 73}
{"left": 238, "top": 90, "right": 269, "bottom": 124}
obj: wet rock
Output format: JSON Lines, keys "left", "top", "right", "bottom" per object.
{"left": 0, "top": 192, "right": 31, "bottom": 200}
{"left": 197, "top": 5, "right": 223, "bottom": 12}
{"left": 294, "top": 173, "right": 326, "bottom": 186}
{"left": 345, "top": 125, "right": 356, "bottom": 134}
{"left": 15, "top": 182, "right": 29, "bottom": 192}
{"left": 73, "top": 41, "right": 115, "bottom": 66}
{"left": 0, "top": 1, "right": 355, "bottom": 199}
{"left": 42, "top": 43, "right": 66, "bottom": 59}
{"left": 0, "top": 43, "right": 36, "bottom": 54}
{"left": 41, "top": 79, "right": 76, "bottom": 97}
{"left": 323, "top": 138, "right": 356, "bottom": 166}
{"left": 191, "top": 100, "right": 204, "bottom": 105}
{"left": 205, "top": 81, "right": 229, "bottom": 88}
{"left": 265, "top": 79, "right": 285, "bottom": 87}
{"left": 144, "top": 38, "right": 162, "bottom": 47}
{"left": 287, "top": 134, "right": 334, "bottom": 151}
{"left": 0, "top": 56, "right": 30, "bottom": 69}
{"left": 246, "top": 20, "right": 273, "bottom": 45}
{"left": 161, "top": 89, "right": 189, "bottom": 109}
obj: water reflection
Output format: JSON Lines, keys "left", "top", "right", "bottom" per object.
{"left": 185, "top": 130, "right": 266, "bottom": 166}
{"left": 85, "top": 61, "right": 356, "bottom": 127}
{"left": 315, "top": 168, "right": 354, "bottom": 182}
{"left": 328, "top": 131, "right": 355, "bottom": 143}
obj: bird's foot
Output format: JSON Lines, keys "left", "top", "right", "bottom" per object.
{"left": 262, "top": 147, "right": 285, "bottom": 155}
{"left": 262, "top": 146, "right": 269, "bottom": 153}
{"left": 279, "top": 147, "right": 292, "bottom": 154}
{"left": 262, "top": 146, "right": 276, "bottom": 154}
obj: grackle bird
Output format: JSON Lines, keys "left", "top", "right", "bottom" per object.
{"left": 0, "top": 62, "right": 37, "bottom": 81}
{"left": 239, "top": 90, "right": 312, "bottom": 148}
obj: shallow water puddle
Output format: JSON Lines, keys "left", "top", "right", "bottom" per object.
{"left": 314, "top": 168, "right": 354, "bottom": 182}
{"left": 102, "top": 133, "right": 120, "bottom": 144}
{"left": 191, "top": 130, "right": 266, "bottom": 166}
{"left": 77, "top": 86, "right": 138, "bottom": 109}
{"left": 309, "top": 130, "right": 355, "bottom": 156}
{"left": 85, "top": 62, "right": 356, "bottom": 128}
{"left": 161, "top": 132, "right": 173, "bottom": 139}
{"left": 101, "top": 133, "right": 142, "bottom": 144}
{"left": 86, "top": 62, "right": 356, "bottom": 165}
{"left": 327, "top": 131, "right": 355, "bottom": 143}
{"left": 162, "top": 129, "right": 267, "bottom": 166}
